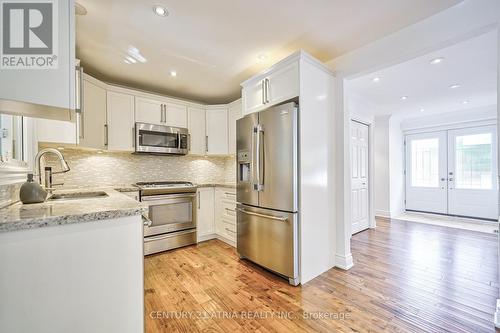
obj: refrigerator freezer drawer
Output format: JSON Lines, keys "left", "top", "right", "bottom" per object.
{"left": 236, "top": 204, "right": 298, "bottom": 281}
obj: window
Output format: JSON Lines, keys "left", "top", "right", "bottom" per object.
{"left": 411, "top": 138, "right": 439, "bottom": 187}
{"left": 455, "top": 133, "right": 492, "bottom": 189}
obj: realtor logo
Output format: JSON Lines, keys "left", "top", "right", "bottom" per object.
{"left": 1, "top": 0, "right": 58, "bottom": 69}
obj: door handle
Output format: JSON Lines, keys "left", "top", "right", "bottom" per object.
{"left": 237, "top": 208, "right": 287, "bottom": 222}
{"left": 254, "top": 124, "right": 264, "bottom": 191}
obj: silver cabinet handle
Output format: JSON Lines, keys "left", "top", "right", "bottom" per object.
{"left": 160, "top": 104, "right": 164, "bottom": 123}
{"left": 163, "top": 105, "right": 167, "bottom": 123}
{"left": 104, "top": 124, "right": 108, "bottom": 146}
{"left": 237, "top": 208, "right": 287, "bottom": 222}
{"left": 225, "top": 207, "right": 235, "bottom": 213}
{"left": 449, "top": 178, "right": 454, "bottom": 181}
{"left": 142, "top": 214, "right": 152, "bottom": 227}
{"left": 76, "top": 65, "right": 85, "bottom": 140}
{"left": 132, "top": 127, "right": 135, "bottom": 148}
{"left": 265, "top": 78, "right": 270, "bottom": 103}
{"left": 224, "top": 192, "right": 236, "bottom": 196}
{"left": 225, "top": 227, "right": 235, "bottom": 234}
{"left": 261, "top": 80, "right": 265, "bottom": 105}
{"left": 198, "top": 191, "right": 201, "bottom": 209}
{"left": 205, "top": 135, "right": 209, "bottom": 153}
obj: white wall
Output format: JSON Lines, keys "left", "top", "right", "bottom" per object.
{"left": 374, "top": 116, "right": 390, "bottom": 216}
{"left": 388, "top": 115, "right": 404, "bottom": 217}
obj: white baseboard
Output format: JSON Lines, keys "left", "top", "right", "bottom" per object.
{"left": 494, "top": 300, "right": 500, "bottom": 328}
{"left": 375, "top": 210, "right": 391, "bottom": 218}
{"left": 197, "top": 233, "right": 217, "bottom": 243}
{"left": 335, "top": 253, "right": 354, "bottom": 270}
{"left": 216, "top": 234, "right": 236, "bottom": 247}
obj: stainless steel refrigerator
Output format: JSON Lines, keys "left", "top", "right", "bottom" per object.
{"left": 236, "top": 101, "right": 299, "bottom": 286}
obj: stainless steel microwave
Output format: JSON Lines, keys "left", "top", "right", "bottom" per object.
{"left": 135, "top": 122, "right": 189, "bottom": 155}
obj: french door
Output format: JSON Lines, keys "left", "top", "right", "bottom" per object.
{"left": 405, "top": 125, "right": 498, "bottom": 220}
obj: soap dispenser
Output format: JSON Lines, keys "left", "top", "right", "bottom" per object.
{"left": 19, "top": 173, "right": 47, "bottom": 204}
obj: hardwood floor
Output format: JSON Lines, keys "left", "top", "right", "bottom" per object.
{"left": 144, "top": 218, "right": 499, "bottom": 332}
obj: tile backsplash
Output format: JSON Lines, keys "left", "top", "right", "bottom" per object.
{"left": 42, "top": 146, "right": 236, "bottom": 188}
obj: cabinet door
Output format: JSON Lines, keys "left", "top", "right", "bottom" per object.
{"left": 197, "top": 188, "right": 215, "bottom": 241}
{"left": 79, "top": 80, "right": 106, "bottom": 149}
{"left": 214, "top": 189, "right": 224, "bottom": 236}
{"left": 242, "top": 79, "right": 265, "bottom": 115}
{"left": 135, "top": 97, "right": 163, "bottom": 125}
{"left": 267, "top": 61, "right": 299, "bottom": 105}
{"left": 188, "top": 107, "right": 206, "bottom": 155}
{"left": 36, "top": 119, "right": 77, "bottom": 145}
{"left": 166, "top": 103, "right": 188, "bottom": 128}
{"left": 228, "top": 99, "right": 242, "bottom": 155}
{"left": 206, "top": 107, "right": 228, "bottom": 155}
{"left": 107, "top": 92, "right": 135, "bottom": 151}
{"left": 0, "top": 0, "right": 75, "bottom": 111}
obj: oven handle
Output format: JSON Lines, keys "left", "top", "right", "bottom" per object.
{"left": 141, "top": 193, "right": 196, "bottom": 202}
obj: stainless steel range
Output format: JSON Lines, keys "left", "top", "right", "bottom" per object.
{"left": 136, "top": 181, "right": 197, "bottom": 255}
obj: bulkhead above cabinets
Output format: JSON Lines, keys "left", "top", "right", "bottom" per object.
{"left": 35, "top": 72, "right": 242, "bottom": 156}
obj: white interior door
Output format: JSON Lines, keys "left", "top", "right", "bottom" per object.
{"left": 447, "top": 126, "right": 498, "bottom": 220}
{"left": 405, "top": 131, "right": 448, "bottom": 214}
{"left": 351, "top": 121, "right": 370, "bottom": 234}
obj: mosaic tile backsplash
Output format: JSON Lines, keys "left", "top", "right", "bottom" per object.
{"left": 42, "top": 147, "right": 237, "bottom": 188}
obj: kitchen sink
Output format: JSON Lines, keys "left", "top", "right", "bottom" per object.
{"left": 48, "top": 191, "right": 109, "bottom": 201}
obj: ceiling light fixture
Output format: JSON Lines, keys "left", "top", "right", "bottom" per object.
{"left": 400, "top": 96, "right": 408, "bottom": 100}
{"left": 125, "top": 56, "right": 137, "bottom": 64}
{"left": 372, "top": 77, "right": 381, "bottom": 83}
{"left": 430, "top": 57, "right": 444, "bottom": 65}
{"left": 257, "top": 53, "right": 268, "bottom": 62}
{"left": 449, "top": 84, "right": 461, "bottom": 89}
{"left": 462, "top": 100, "right": 469, "bottom": 105}
{"left": 420, "top": 108, "right": 425, "bottom": 112}
{"left": 153, "top": 5, "right": 169, "bottom": 17}
{"left": 127, "top": 46, "right": 147, "bottom": 63}
{"left": 169, "top": 70, "right": 177, "bottom": 77}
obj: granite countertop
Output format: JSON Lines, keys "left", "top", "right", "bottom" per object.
{"left": 0, "top": 188, "right": 147, "bottom": 233}
{"left": 196, "top": 183, "right": 236, "bottom": 189}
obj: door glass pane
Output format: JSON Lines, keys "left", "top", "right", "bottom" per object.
{"left": 411, "top": 138, "right": 439, "bottom": 187}
{"left": 455, "top": 133, "right": 492, "bottom": 189}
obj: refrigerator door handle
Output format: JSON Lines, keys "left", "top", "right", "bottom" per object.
{"left": 255, "top": 124, "right": 264, "bottom": 191}
{"left": 237, "top": 207, "right": 287, "bottom": 222}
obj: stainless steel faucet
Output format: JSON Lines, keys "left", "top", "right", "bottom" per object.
{"left": 34, "top": 148, "right": 70, "bottom": 190}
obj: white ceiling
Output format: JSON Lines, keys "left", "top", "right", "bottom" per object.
{"left": 75, "top": 0, "right": 460, "bottom": 104}
{"left": 347, "top": 30, "right": 498, "bottom": 118}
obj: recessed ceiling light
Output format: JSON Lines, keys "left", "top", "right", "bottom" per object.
{"left": 169, "top": 70, "right": 177, "bottom": 77}
{"left": 257, "top": 53, "right": 268, "bottom": 62}
{"left": 462, "top": 100, "right": 469, "bottom": 105}
{"left": 420, "top": 108, "right": 425, "bottom": 112}
{"left": 430, "top": 57, "right": 444, "bottom": 65}
{"left": 127, "top": 46, "right": 147, "bottom": 63}
{"left": 153, "top": 5, "right": 169, "bottom": 17}
{"left": 400, "top": 96, "right": 408, "bottom": 100}
{"left": 372, "top": 77, "right": 381, "bottom": 83}
{"left": 125, "top": 56, "right": 137, "bottom": 64}
{"left": 449, "top": 84, "right": 461, "bottom": 89}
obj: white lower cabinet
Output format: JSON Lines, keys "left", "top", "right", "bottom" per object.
{"left": 214, "top": 187, "right": 237, "bottom": 245}
{"left": 197, "top": 188, "right": 215, "bottom": 241}
{"left": 106, "top": 91, "right": 135, "bottom": 151}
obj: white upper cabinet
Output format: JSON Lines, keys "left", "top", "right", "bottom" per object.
{"left": 79, "top": 77, "right": 107, "bottom": 150}
{"left": 165, "top": 102, "right": 188, "bottom": 128}
{"left": 197, "top": 187, "right": 215, "bottom": 241}
{"left": 188, "top": 106, "right": 206, "bottom": 155}
{"left": 228, "top": 99, "right": 242, "bottom": 155}
{"left": 206, "top": 106, "right": 228, "bottom": 155}
{"left": 107, "top": 91, "right": 135, "bottom": 152}
{"left": 134, "top": 97, "right": 164, "bottom": 125}
{"left": 0, "top": 0, "right": 75, "bottom": 114}
{"left": 36, "top": 119, "right": 77, "bottom": 145}
{"left": 241, "top": 59, "right": 299, "bottom": 115}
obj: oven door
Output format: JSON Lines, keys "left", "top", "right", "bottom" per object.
{"left": 142, "top": 193, "right": 196, "bottom": 237}
{"left": 135, "top": 123, "right": 181, "bottom": 154}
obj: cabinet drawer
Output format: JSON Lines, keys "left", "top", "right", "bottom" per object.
{"left": 220, "top": 189, "right": 236, "bottom": 201}
{"left": 222, "top": 201, "right": 236, "bottom": 219}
